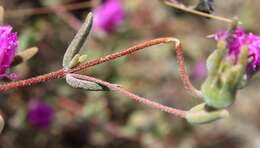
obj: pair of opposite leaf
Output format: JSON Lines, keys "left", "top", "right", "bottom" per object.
{"left": 63, "top": 13, "right": 108, "bottom": 91}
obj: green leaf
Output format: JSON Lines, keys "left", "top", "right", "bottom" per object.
{"left": 65, "top": 74, "right": 109, "bottom": 91}
{"left": 62, "top": 12, "right": 93, "bottom": 68}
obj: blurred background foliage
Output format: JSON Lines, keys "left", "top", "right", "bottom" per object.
{"left": 0, "top": 0, "right": 260, "bottom": 147}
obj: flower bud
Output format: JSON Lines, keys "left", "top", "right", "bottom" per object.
{"left": 201, "top": 40, "right": 248, "bottom": 109}
{"left": 213, "top": 27, "right": 260, "bottom": 79}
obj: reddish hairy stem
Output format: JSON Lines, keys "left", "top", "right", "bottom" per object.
{"left": 0, "top": 38, "right": 173, "bottom": 92}
{"left": 0, "top": 37, "right": 200, "bottom": 99}
{"left": 176, "top": 44, "right": 203, "bottom": 98}
{"left": 70, "top": 38, "right": 175, "bottom": 73}
{"left": 70, "top": 73, "right": 187, "bottom": 118}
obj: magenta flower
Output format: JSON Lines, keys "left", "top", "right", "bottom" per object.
{"left": 0, "top": 25, "right": 18, "bottom": 77}
{"left": 27, "top": 100, "right": 53, "bottom": 129}
{"left": 213, "top": 28, "right": 260, "bottom": 78}
{"left": 93, "top": 0, "right": 124, "bottom": 33}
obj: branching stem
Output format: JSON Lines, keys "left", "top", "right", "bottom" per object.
{"left": 0, "top": 37, "right": 200, "bottom": 100}
{"left": 70, "top": 73, "right": 187, "bottom": 118}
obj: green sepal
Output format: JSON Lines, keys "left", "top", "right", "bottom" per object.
{"left": 186, "top": 103, "right": 229, "bottom": 124}
{"left": 206, "top": 40, "right": 227, "bottom": 77}
{"left": 236, "top": 45, "right": 248, "bottom": 83}
{"left": 62, "top": 12, "right": 93, "bottom": 68}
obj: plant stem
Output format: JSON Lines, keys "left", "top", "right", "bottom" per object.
{"left": 175, "top": 43, "right": 203, "bottom": 98}
{"left": 0, "top": 38, "right": 173, "bottom": 92}
{"left": 70, "top": 73, "right": 187, "bottom": 118}
{"left": 0, "top": 37, "right": 199, "bottom": 99}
